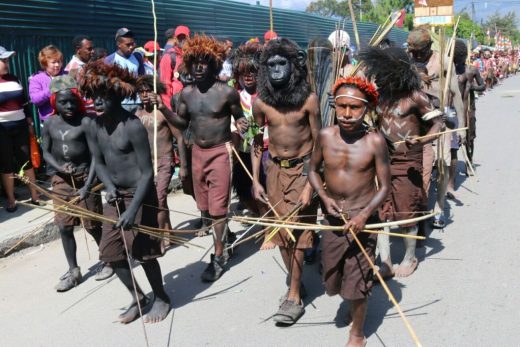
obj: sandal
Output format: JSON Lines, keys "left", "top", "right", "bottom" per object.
{"left": 6, "top": 204, "right": 18, "bottom": 213}
{"left": 432, "top": 213, "right": 445, "bottom": 229}
{"left": 273, "top": 299, "right": 305, "bottom": 325}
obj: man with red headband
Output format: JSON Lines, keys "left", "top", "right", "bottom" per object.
{"left": 42, "top": 75, "right": 112, "bottom": 292}
{"left": 309, "top": 76, "right": 391, "bottom": 347}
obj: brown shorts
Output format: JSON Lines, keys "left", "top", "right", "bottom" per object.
{"left": 321, "top": 213, "right": 378, "bottom": 301}
{"left": 99, "top": 188, "right": 164, "bottom": 263}
{"left": 51, "top": 173, "right": 102, "bottom": 230}
{"left": 380, "top": 151, "right": 425, "bottom": 227}
{"left": 191, "top": 142, "right": 233, "bottom": 216}
{"left": 155, "top": 156, "right": 173, "bottom": 209}
{"left": 265, "top": 156, "right": 318, "bottom": 249}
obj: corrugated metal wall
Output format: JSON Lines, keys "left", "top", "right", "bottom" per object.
{"left": 0, "top": 0, "right": 409, "bottom": 126}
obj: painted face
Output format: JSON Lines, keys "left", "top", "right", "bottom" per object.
{"left": 335, "top": 86, "right": 367, "bottom": 133}
{"left": 176, "top": 34, "right": 187, "bottom": 49}
{"left": 45, "top": 58, "right": 63, "bottom": 77}
{"left": 0, "top": 58, "right": 9, "bottom": 76}
{"left": 77, "top": 39, "right": 94, "bottom": 63}
{"left": 191, "top": 56, "right": 212, "bottom": 82}
{"left": 55, "top": 90, "right": 80, "bottom": 118}
{"left": 117, "top": 37, "right": 136, "bottom": 58}
{"left": 93, "top": 90, "right": 118, "bottom": 117}
{"left": 137, "top": 85, "right": 153, "bottom": 105}
{"left": 242, "top": 71, "right": 257, "bottom": 91}
{"left": 267, "top": 54, "right": 292, "bottom": 87}
{"left": 408, "top": 42, "right": 432, "bottom": 64}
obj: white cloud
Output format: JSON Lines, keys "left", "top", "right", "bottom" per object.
{"left": 234, "top": 0, "right": 312, "bottom": 11}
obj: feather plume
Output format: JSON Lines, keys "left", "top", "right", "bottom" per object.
{"left": 79, "top": 61, "right": 137, "bottom": 100}
{"left": 183, "top": 34, "right": 227, "bottom": 75}
{"left": 358, "top": 47, "right": 421, "bottom": 101}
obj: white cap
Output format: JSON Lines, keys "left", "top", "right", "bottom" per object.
{"left": 328, "top": 30, "right": 351, "bottom": 48}
{"left": 0, "top": 46, "right": 15, "bottom": 59}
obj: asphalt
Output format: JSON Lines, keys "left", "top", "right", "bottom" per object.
{"left": 1, "top": 75, "right": 519, "bottom": 346}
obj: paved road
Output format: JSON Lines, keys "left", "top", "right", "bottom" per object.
{"left": 1, "top": 76, "right": 520, "bottom": 347}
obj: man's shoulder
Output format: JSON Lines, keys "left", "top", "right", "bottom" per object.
{"left": 44, "top": 115, "right": 58, "bottom": 126}
{"left": 80, "top": 114, "right": 94, "bottom": 126}
{"left": 126, "top": 114, "right": 147, "bottom": 130}
{"left": 104, "top": 52, "right": 117, "bottom": 64}
{"left": 410, "top": 90, "right": 430, "bottom": 105}
{"left": 366, "top": 128, "right": 385, "bottom": 144}
{"left": 320, "top": 125, "right": 337, "bottom": 137}
{"left": 305, "top": 92, "right": 319, "bottom": 105}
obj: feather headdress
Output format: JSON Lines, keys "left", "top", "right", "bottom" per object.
{"left": 232, "top": 41, "right": 262, "bottom": 79}
{"left": 358, "top": 47, "right": 421, "bottom": 101}
{"left": 79, "top": 60, "right": 137, "bottom": 100}
{"left": 183, "top": 34, "right": 227, "bottom": 75}
{"left": 332, "top": 76, "right": 379, "bottom": 108}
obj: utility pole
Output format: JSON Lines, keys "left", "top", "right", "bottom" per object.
{"left": 471, "top": 1, "right": 476, "bottom": 23}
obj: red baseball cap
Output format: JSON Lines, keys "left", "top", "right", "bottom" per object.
{"left": 144, "top": 41, "right": 161, "bottom": 53}
{"left": 174, "top": 25, "right": 190, "bottom": 38}
{"left": 264, "top": 30, "right": 278, "bottom": 42}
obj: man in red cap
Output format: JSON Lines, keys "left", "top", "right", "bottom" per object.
{"left": 159, "top": 25, "right": 190, "bottom": 109}
{"left": 137, "top": 41, "right": 161, "bottom": 75}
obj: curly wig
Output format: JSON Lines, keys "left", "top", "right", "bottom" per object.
{"left": 232, "top": 41, "right": 262, "bottom": 80}
{"left": 332, "top": 76, "right": 379, "bottom": 108}
{"left": 183, "top": 34, "right": 227, "bottom": 75}
{"left": 135, "top": 75, "right": 166, "bottom": 95}
{"left": 257, "top": 37, "right": 311, "bottom": 109}
{"left": 79, "top": 61, "right": 137, "bottom": 100}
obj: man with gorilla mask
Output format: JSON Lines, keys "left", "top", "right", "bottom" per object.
{"left": 251, "top": 37, "right": 321, "bottom": 325}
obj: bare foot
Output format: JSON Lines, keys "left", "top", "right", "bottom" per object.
{"left": 118, "top": 296, "right": 149, "bottom": 324}
{"left": 144, "top": 297, "right": 171, "bottom": 323}
{"left": 446, "top": 188, "right": 456, "bottom": 200}
{"left": 345, "top": 333, "right": 367, "bottom": 347}
{"left": 375, "top": 261, "right": 394, "bottom": 281}
{"left": 395, "top": 257, "right": 418, "bottom": 277}
{"left": 260, "top": 240, "right": 276, "bottom": 250}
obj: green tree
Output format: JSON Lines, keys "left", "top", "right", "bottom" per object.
{"left": 362, "top": 0, "right": 414, "bottom": 30}
{"left": 446, "top": 12, "right": 485, "bottom": 44}
{"left": 484, "top": 11, "right": 520, "bottom": 45}
{"left": 306, "top": 0, "right": 382, "bottom": 22}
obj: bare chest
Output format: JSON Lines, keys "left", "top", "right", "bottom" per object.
{"left": 185, "top": 88, "right": 229, "bottom": 119}
{"left": 322, "top": 137, "right": 373, "bottom": 172}
{"left": 265, "top": 106, "right": 308, "bottom": 128}
{"left": 98, "top": 125, "right": 132, "bottom": 155}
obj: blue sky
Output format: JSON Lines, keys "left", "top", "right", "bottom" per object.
{"left": 233, "top": 0, "right": 520, "bottom": 25}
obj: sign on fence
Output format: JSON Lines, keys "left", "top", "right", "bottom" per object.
{"left": 414, "top": 0, "right": 454, "bottom": 26}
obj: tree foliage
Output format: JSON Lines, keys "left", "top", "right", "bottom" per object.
{"left": 306, "top": 0, "right": 414, "bottom": 30}
{"left": 305, "top": 0, "right": 372, "bottom": 19}
{"left": 306, "top": 1, "right": 520, "bottom": 45}
{"left": 484, "top": 11, "right": 520, "bottom": 45}
{"left": 446, "top": 12, "right": 485, "bottom": 44}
